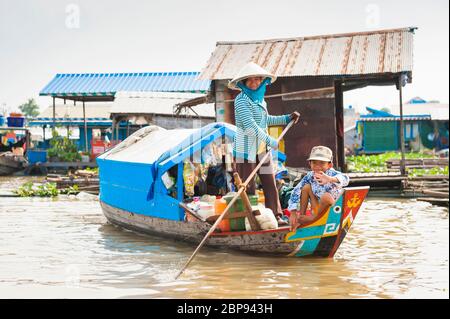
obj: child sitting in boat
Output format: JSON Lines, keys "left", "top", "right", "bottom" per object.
{"left": 288, "top": 146, "right": 349, "bottom": 231}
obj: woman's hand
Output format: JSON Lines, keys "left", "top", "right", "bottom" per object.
{"left": 290, "top": 111, "right": 300, "bottom": 124}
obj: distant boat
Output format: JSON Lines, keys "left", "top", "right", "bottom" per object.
{"left": 0, "top": 153, "right": 28, "bottom": 176}
{"left": 0, "top": 127, "right": 29, "bottom": 176}
{"left": 97, "top": 123, "right": 369, "bottom": 257}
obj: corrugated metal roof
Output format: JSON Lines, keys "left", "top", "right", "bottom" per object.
{"left": 359, "top": 116, "right": 431, "bottom": 122}
{"left": 40, "top": 72, "right": 211, "bottom": 97}
{"left": 28, "top": 118, "right": 112, "bottom": 127}
{"left": 389, "top": 102, "right": 449, "bottom": 121}
{"left": 29, "top": 103, "right": 112, "bottom": 126}
{"left": 199, "top": 27, "right": 416, "bottom": 80}
{"left": 37, "top": 103, "right": 112, "bottom": 118}
{"left": 111, "top": 92, "right": 216, "bottom": 118}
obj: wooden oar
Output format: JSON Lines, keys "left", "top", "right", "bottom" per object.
{"left": 174, "top": 119, "right": 296, "bottom": 280}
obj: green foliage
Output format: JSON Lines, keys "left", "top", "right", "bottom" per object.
{"left": 15, "top": 182, "right": 35, "bottom": 197}
{"left": 59, "top": 185, "right": 79, "bottom": 195}
{"left": 84, "top": 167, "right": 99, "bottom": 174}
{"left": 47, "top": 130, "right": 81, "bottom": 162}
{"left": 18, "top": 98, "right": 40, "bottom": 118}
{"left": 15, "top": 182, "right": 80, "bottom": 197}
{"left": 408, "top": 166, "right": 449, "bottom": 177}
{"left": 15, "top": 182, "right": 59, "bottom": 197}
{"left": 347, "top": 152, "right": 440, "bottom": 175}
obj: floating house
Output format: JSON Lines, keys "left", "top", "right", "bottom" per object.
{"left": 198, "top": 27, "right": 416, "bottom": 170}
{"left": 28, "top": 103, "right": 125, "bottom": 151}
{"left": 38, "top": 72, "right": 213, "bottom": 154}
{"left": 357, "top": 99, "right": 449, "bottom": 153}
{"left": 109, "top": 91, "right": 215, "bottom": 137}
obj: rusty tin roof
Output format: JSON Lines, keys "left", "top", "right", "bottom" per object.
{"left": 199, "top": 27, "right": 416, "bottom": 80}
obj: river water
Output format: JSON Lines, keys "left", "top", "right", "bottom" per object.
{"left": 0, "top": 177, "right": 448, "bottom": 299}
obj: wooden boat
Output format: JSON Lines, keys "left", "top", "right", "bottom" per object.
{"left": 0, "top": 153, "right": 28, "bottom": 176}
{"left": 0, "top": 127, "right": 29, "bottom": 176}
{"left": 97, "top": 123, "right": 369, "bottom": 257}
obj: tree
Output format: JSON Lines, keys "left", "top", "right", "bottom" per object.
{"left": 19, "top": 98, "right": 40, "bottom": 118}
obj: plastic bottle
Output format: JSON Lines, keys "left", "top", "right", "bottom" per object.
{"left": 214, "top": 198, "right": 230, "bottom": 232}
{"left": 257, "top": 189, "right": 265, "bottom": 203}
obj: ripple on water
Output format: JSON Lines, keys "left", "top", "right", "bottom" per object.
{"left": 0, "top": 177, "right": 448, "bottom": 298}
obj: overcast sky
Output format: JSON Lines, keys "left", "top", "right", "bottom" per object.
{"left": 0, "top": 0, "right": 448, "bottom": 114}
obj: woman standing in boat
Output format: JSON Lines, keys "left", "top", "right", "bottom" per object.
{"left": 228, "top": 62, "right": 300, "bottom": 226}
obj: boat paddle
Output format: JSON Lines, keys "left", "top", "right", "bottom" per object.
{"left": 174, "top": 119, "right": 297, "bottom": 280}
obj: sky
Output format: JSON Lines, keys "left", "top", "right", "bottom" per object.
{"left": 0, "top": 0, "right": 448, "bottom": 115}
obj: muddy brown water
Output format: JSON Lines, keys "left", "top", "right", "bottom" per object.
{"left": 0, "top": 177, "right": 448, "bottom": 298}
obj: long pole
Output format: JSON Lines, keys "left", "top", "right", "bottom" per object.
{"left": 175, "top": 120, "right": 295, "bottom": 280}
{"left": 398, "top": 75, "right": 406, "bottom": 175}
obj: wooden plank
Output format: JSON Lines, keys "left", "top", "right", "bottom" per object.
{"left": 206, "top": 210, "right": 261, "bottom": 224}
{"left": 409, "top": 175, "right": 449, "bottom": 181}
{"left": 386, "top": 158, "right": 448, "bottom": 165}
{"left": 349, "top": 176, "right": 407, "bottom": 182}
{"left": 417, "top": 197, "right": 449, "bottom": 207}
{"left": 179, "top": 202, "right": 205, "bottom": 222}
{"left": 42, "top": 162, "right": 97, "bottom": 168}
{"left": 420, "top": 190, "right": 449, "bottom": 198}
{"left": 233, "top": 172, "right": 261, "bottom": 231}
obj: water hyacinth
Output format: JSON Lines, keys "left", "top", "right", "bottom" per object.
{"left": 14, "top": 182, "right": 79, "bottom": 197}
{"left": 346, "top": 151, "right": 447, "bottom": 176}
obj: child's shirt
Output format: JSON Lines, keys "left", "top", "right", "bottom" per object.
{"left": 287, "top": 168, "right": 349, "bottom": 211}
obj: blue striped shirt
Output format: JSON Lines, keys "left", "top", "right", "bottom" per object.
{"left": 233, "top": 92, "right": 290, "bottom": 161}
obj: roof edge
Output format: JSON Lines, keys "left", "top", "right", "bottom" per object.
{"left": 216, "top": 27, "right": 417, "bottom": 45}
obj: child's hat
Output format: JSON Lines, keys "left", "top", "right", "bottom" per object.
{"left": 307, "top": 146, "right": 333, "bottom": 162}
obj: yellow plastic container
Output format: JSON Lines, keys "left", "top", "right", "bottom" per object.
{"left": 268, "top": 126, "right": 285, "bottom": 153}
{"left": 256, "top": 189, "right": 265, "bottom": 203}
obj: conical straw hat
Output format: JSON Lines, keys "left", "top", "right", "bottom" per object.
{"left": 228, "top": 62, "right": 277, "bottom": 90}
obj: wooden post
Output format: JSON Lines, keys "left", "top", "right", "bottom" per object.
{"left": 52, "top": 97, "right": 56, "bottom": 129}
{"left": 115, "top": 119, "right": 119, "bottom": 142}
{"left": 111, "top": 117, "right": 116, "bottom": 141}
{"left": 233, "top": 172, "right": 261, "bottom": 231}
{"left": 215, "top": 80, "right": 233, "bottom": 124}
{"left": 398, "top": 75, "right": 406, "bottom": 175}
{"left": 26, "top": 129, "right": 30, "bottom": 151}
{"left": 82, "top": 100, "right": 88, "bottom": 153}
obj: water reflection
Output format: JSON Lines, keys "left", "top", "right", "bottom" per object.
{"left": 0, "top": 177, "right": 448, "bottom": 298}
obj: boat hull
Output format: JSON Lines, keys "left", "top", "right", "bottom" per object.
{"left": 100, "top": 186, "right": 369, "bottom": 257}
{"left": 0, "top": 155, "right": 27, "bottom": 176}
{"left": 101, "top": 201, "right": 298, "bottom": 255}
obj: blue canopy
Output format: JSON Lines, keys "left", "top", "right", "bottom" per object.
{"left": 40, "top": 72, "right": 212, "bottom": 101}
{"left": 97, "top": 122, "right": 236, "bottom": 221}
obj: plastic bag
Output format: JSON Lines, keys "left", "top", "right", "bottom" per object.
{"left": 245, "top": 204, "right": 278, "bottom": 231}
{"left": 183, "top": 161, "right": 196, "bottom": 197}
{"left": 202, "top": 140, "right": 222, "bottom": 166}
{"left": 161, "top": 172, "right": 175, "bottom": 189}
